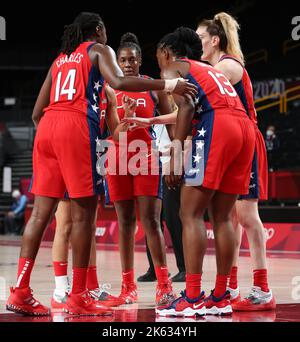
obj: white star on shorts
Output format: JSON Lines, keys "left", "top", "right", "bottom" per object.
{"left": 196, "top": 106, "right": 203, "bottom": 114}
{"left": 197, "top": 128, "right": 206, "bottom": 137}
{"left": 196, "top": 141, "right": 205, "bottom": 150}
{"left": 94, "top": 81, "right": 102, "bottom": 91}
{"left": 193, "top": 154, "right": 201, "bottom": 163}
{"left": 92, "top": 103, "right": 99, "bottom": 112}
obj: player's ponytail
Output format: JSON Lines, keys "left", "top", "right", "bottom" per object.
{"left": 213, "top": 12, "right": 244, "bottom": 64}
{"left": 198, "top": 12, "right": 244, "bottom": 65}
{"left": 60, "top": 12, "right": 104, "bottom": 56}
{"left": 158, "top": 27, "right": 202, "bottom": 61}
{"left": 117, "top": 32, "right": 142, "bottom": 57}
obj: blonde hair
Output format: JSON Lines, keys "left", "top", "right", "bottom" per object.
{"left": 199, "top": 12, "right": 244, "bottom": 65}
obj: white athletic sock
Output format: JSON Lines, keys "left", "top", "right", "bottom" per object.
{"left": 54, "top": 276, "right": 69, "bottom": 297}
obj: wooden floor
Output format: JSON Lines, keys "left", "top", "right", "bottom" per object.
{"left": 0, "top": 235, "right": 299, "bottom": 322}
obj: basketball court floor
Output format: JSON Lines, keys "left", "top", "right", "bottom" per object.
{"left": 0, "top": 236, "right": 299, "bottom": 322}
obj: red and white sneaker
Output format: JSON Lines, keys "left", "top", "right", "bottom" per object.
{"left": 205, "top": 291, "right": 232, "bottom": 315}
{"left": 119, "top": 282, "right": 138, "bottom": 304}
{"left": 156, "top": 290, "right": 206, "bottom": 317}
{"left": 232, "top": 286, "right": 276, "bottom": 311}
{"left": 64, "top": 290, "right": 113, "bottom": 316}
{"left": 51, "top": 292, "right": 68, "bottom": 310}
{"left": 227, "top": 287, "right": 241, "bottom": 304}
{"left": 156, "top": 280, "right": 177, "bottom": 306}
{"left": 6, "top": 287, "right": 50, "bottom": 316}
{"left": 89, "top": 284, "right": 124, "bottom": 307}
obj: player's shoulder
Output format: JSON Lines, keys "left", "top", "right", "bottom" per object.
{"left": 89, "top": 43, "right": 114, "bottom": 55}
{"left": 161, "top": 60, "right": 190, "bottom": 79}
{"left": 217, "top": 58, "right": 244, "bottom": 74}
{"left": 184, "top": 59, "right": 214, "bottom": 76}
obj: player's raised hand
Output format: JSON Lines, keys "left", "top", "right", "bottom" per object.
{"left": 122, "top": 95, "right": 137, "bottom": 117}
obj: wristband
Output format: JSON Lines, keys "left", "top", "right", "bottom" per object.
{"left": 164, "top": 78, "right": 184, "bottom": 93}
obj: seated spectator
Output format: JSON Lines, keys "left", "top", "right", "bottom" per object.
{"left": 265, "top": 125, "right": 280, "bottom": 171}
{"left": 20, "top": 177, "right": 35, "bottom": 204}
{"left": 4, "top": 189, "right": 28, "bottom": 235}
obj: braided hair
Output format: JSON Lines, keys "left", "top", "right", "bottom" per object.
{"left": 117, "top": 32, "right": 142, "bottom": 58}
{"left": 60, "top": 12, "right": 104, "bottom": 56}
{"left": 158, "top": 27, "right": 202, "bottom": 61}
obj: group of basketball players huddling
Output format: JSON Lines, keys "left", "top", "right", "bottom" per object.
{"left": 5, "top": 11, "right": 276, "bottom": 318}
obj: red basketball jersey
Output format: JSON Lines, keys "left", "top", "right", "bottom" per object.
{"left": 100, "top": 75, "right": 158, "bottom": 144}
{"left": 181, "top": 58, "right": 246, "bottom": 116}
{"left": 44, "top": 41, "right": 104, "bottom": 125}
{"left": 116, "top": 76, "right": 157, "bottom": 144}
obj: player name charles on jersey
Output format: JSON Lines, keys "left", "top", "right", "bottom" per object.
{"left": 56, "top": 53, "right": 84, "bottom": 68}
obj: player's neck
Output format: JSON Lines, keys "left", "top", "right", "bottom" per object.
{"left": 209, "top": 50, "right": 226, "bottom": 67}
{"left": 85, "top": 35, "right": 100, "bottom": 43}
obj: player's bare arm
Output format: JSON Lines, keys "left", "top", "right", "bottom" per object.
{"left": 89, "top": 44, "right": 198, "bottom": 97}
{"left": 104, "top": 84, "right": 130, "bottom": 141}
{"left": 162, "top": 65, "right": 195, "bottom": 188}
{"left": 32, "top": 66, "right": 52, "bottom": 127}
{"left": 215, "top": 59, "right": 243, "bottom": 85}
{"left": 162, "top": 65, "right": 195, "bottom": 145}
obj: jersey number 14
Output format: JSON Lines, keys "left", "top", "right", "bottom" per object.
{"left": 54, "top": 69, "right": 77, "bottom": 102}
